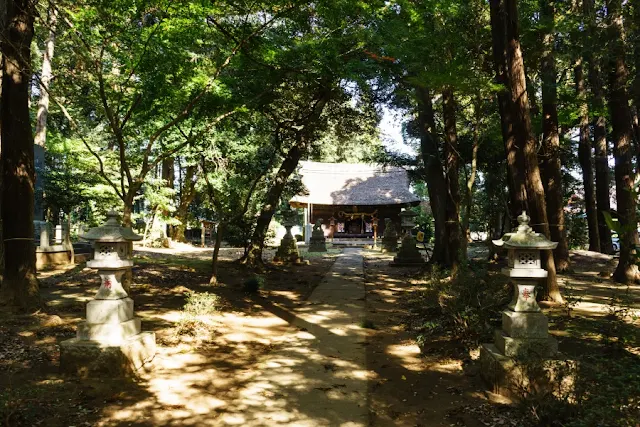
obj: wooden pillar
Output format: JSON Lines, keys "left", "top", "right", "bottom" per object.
{"left": 201, "top": 221, "right": 205, "bottom": 247}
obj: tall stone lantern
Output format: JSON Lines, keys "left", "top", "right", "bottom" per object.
{"left": 60, "top": 210, "right": 156, "bottom": 376}
{"left": 391, "top": 209, "right": 425, "bottom": 266}
{"left": 480, "top": 211, "right": 558, "bottom": 393}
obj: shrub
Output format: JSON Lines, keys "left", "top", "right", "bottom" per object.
{"left": 174, "top": 291, "right": 220, "bottom": 336}
{"left": 295, "top": 234, "right": 304, "bottom": 242}
{"left": 414, "top": 264, "right": 510, "bottom": 351}
{"left": 243, "top": 275, "right": 266, "bottom": 294}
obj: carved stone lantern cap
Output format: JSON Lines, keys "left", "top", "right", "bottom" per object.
{"left": 81, "top": 210, "right": 143, "bottom": 243}
{"left": 492, "top": 211, "right": 558, "bottom": 250}
{"left": 281, "top": 208, "right": 297, "bottom": 228}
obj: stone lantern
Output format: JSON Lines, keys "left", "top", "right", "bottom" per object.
{"left": 480, "top": 211, "right": 558, "bottom": 392}
{"left": 60, "top": 210, "right": 156, "bottom": 376}
{"left": 274, "top": 208, "right": 303, "bottom": 263}
{"left": 391, "top": 209, "right": 424, "bottom": 266}
{"left": 399, "top": 209, "right": 418, "bottom": 234}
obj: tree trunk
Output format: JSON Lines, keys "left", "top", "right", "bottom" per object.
{"left": 34, "top": 3, "right": 56, "bottom": 148}
{"left": 540, "top": 0, "right": 569, "bottom": 271}
{"left": 575, "top": 59, "right": 600, "bottom": 251}
{"left": 415, "top": 86, "right": 448, "bottom": 266}
{"left": 243, "top": 141, "right": 306, "bottom": 267}
{"left": 463, "top": 98, "right": 481, "bottom": 244}
{"left": 490, "top": 0, "right": 526, "bottom": 224}
{"left": 633, "top": 1, "right": 640, "bottom": 176}
{"left": 0, "top": 0, "right": 40, "bottom": 310}
{"left": 172, "top": 164, "right": 197, "bottom": 242}
{"left": 607, "top": 0, "right": 640, "bottom": 283}
{"left": 504, "top": 0, "right": 562, "bottom": 302}
{"left": 210, "top": 221, "right": 225, "bottom": 284}
{"left": 162, "top": 156, "right": 175, "bottom": 237}
{"left": 442, "top": 87, "right": 463, "bottom": 273}
{"left": 122, "top": 193, "right": 134, "bottom": 227}
{"left": 585, "top": 0, "right": 614, "bottom": 255}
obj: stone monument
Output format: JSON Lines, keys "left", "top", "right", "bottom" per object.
{"left": 308, "top": 219, "right": 327, "bottom": 252}
{"left": 60, "top": 210, "right": 156, "bottom": 377}
{"left": 480, "top": 211, "right": 559, "bottom": 394}
{"left": 274, "top": 209, "right": 304, "bottom": 263}
{"left": 391, "top": 209, "right": 425, "bottom": 266}
{"left": 35, "top": 220, "right": 73, "bottom": 269}
{"left": 381, "top": 218, "right": 398, "bottom": 252}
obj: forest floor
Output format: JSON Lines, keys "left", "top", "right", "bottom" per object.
{"left": 0, "top": 243, "right": 638, "bottom": 426}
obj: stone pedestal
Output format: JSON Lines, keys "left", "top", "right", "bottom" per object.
{"left": 60, "top": 332, "right": 156, "bottom": 377}
{"left": 308, "top": 229, "right": 327, "bottom": 252}
{"left": 391, "top": 234, "right": 425, "bottom": 266}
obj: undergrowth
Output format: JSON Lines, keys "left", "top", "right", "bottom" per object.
{"left": 174, "top": 291, "right": 221, "bottom": 336}
{"left": 411, "top": 262, "right": 510, "bottom": 351}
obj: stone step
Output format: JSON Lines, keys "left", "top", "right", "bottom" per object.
{"left": 494, "top": 329, "right": 558, "bottom": 358}
{"left": 77, "top": 318, "right": 142, "bottom": 344}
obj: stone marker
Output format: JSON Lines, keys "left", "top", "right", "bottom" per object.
{"left": 381, "top": 218, "right": 398, "bottom": 252}
{"left": 308, "top": 219, "right": 327, "bottom": 252}
{"left": 479, "top": 211, "right": 559, "bottom": 395}
{"left": 274, "top": 209, "right": 304, "bottom": 264}
{"left": 60, "top": 210, "right": 155, "bottom": 377}
{"left": 391, "top": 209, "right": 425, "bottom": 266}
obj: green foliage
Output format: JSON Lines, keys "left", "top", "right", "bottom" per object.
{"left": 566, "top": 211, "right": 589, "bottom": 250}
{"left": 243, "top": 275, "right": 266, "bottom": 294}
{"left": 414, "top": 264, "right": 510, "bottom": 349}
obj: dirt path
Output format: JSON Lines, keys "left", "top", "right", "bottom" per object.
{"left": 217, "top": 248, "right": 368, "bottom": 426}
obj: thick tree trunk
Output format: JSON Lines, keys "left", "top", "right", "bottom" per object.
{"left": 633, "top": 2, "right": 640, "bottom": 176}
{"left": 504, "top": 0, "right": 562, "bottom": 302}
{"left": 442, "top": 88, "right": 463, "bottom": 273}
{"left": 0, "top": 0, "right": 40, "bottom": 310}
{"left": 210, "top": 221, "right": 225, "bottom": 284}
{"left": 490, "top": 0, "right": 526, "bottom": 224}
{"left": 585, "top": 0, "right": 614, "bottom": 254}
{"left": 172, "top": 164, "right": 197, "bottom": 242}
{"left": 415, "top": 86, "right": 448, "bottom": 266}
{"left": 540, "top": 0, "right": 569, "bottom": 271}
{"left": 607, "top": 0, "right": 640, "bottom": 283}
{"left": 575, "top": 60, "right": 600, "bottom": 251}
{"left": 243, "top": 141, "right": 306, "bottom": 267}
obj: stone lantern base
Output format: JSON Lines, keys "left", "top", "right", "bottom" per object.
{"left": 273, "top": 233, "right": 304, "bottom": 264}
{"left": 479, "top": 308, "right": 559, "bottom": 398}
{"left": 60, "top": 297, "right": 156, "bottom": 377}
{"left": 390, "top": 235, "right": 425, "bottom": 266}
{"left": 60, "top": 332, "right": 156, "bottom": 377}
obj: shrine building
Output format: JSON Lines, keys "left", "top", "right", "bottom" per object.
{"left": 289, "top": 161, "right": 421, "bottom": 239}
